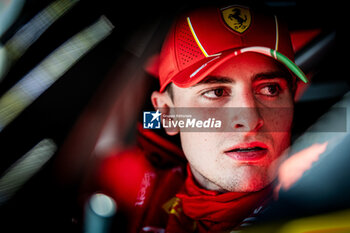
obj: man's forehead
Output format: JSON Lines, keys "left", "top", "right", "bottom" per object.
{"left": 190, "top": 53, "right": 293, "bottom": 85}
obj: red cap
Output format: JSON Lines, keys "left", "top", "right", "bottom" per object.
{"left": 158, "top": 4, "right": 308, "bottom": 92}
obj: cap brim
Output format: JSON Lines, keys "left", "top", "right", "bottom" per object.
{"left": 162, "top": 46, "right": 308, "bottom": 92}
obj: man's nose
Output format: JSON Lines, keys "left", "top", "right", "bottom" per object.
{"left": 229, "top": 92, "right": 264, "bottom": 132}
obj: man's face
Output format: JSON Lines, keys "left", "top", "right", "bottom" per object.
{"left": 153, "top": 52, "right": 294, "bottom": 192}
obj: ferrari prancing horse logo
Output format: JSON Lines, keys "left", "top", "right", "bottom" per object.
{"left": 221, "top": 6, "right": 251, "bottom": 33}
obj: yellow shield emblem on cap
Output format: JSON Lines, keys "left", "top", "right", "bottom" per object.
{"left": 221, "top": 6, "right": 251, "bottom": 33}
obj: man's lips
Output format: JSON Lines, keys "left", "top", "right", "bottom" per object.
{"left": 224, "top": 142, "right": 268, "bottom": 162}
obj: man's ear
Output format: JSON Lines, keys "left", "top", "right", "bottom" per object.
{"left": 151, "top": 90, "right": 174, "bottom": 109}
{"left": 151, "top": 91, "right": 179, "bottom": 136}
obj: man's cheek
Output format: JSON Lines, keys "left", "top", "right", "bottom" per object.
{"left": 261, "top": 107, "right": 293, "bottom": 132}
{"left": 272, "top": 132, "right": 291, "bottom": 162}
{"left": 180, "top": 133, "right": 217, "bottom": 162}
{"left": 180, "top": 133, "right": 204, "bottom": 159}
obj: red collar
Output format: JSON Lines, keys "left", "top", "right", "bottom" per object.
{"left": 175, "top": 165, "right": 272, "bottom": 230}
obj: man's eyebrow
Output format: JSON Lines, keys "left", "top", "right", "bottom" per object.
{"left": 190, "top": 76, "right": 234, "bottom": 88}
{"left": 190, "top": 72, "right": 293, "bottom": 88}
{"left": 253, "top": 71, "right": 292, "bottom": 82}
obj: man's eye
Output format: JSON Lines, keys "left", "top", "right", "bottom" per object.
{"left": 202, "top": 88, "right": 229, "bottom": 99}
{"left": 257, "top": 84, "right": 281, "bottom": 97}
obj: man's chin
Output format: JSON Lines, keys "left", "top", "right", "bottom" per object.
{"left": 224, "top": 184, "right": 268, "bottom": 193}
{"left": 222, "top": 176, "right": 271, "bottom": 193}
